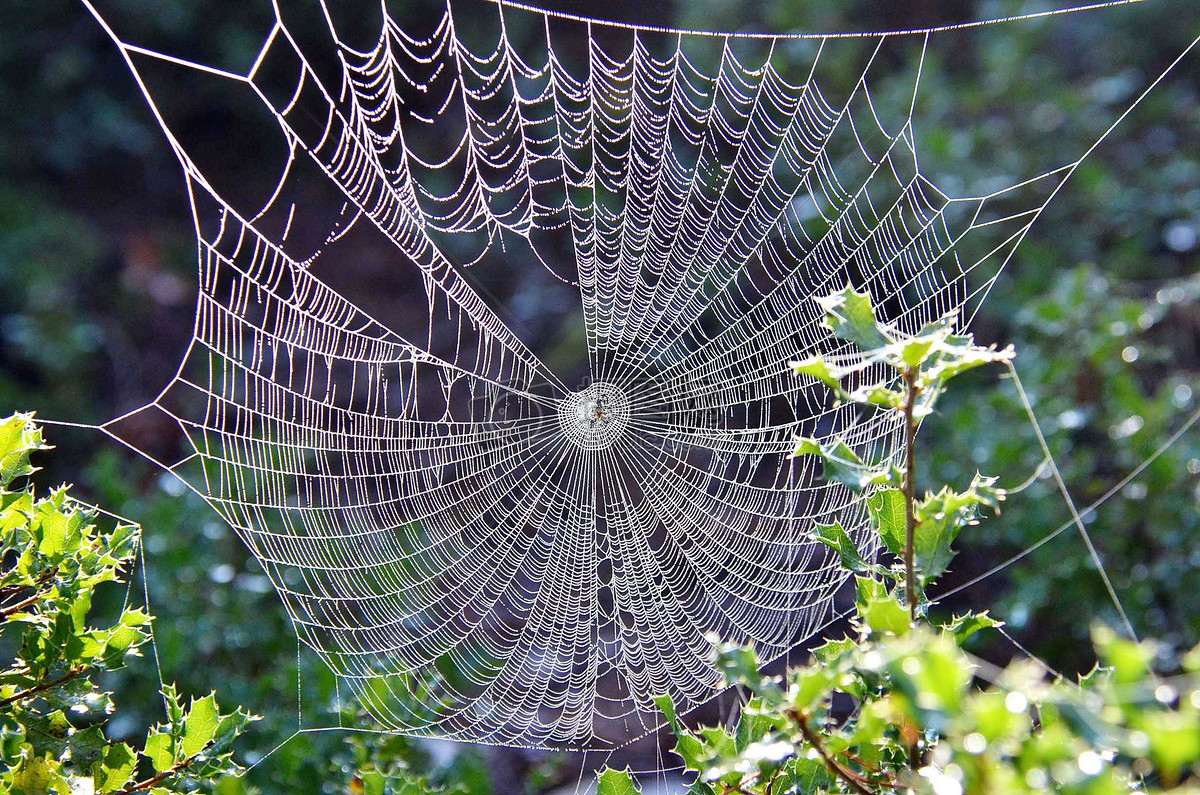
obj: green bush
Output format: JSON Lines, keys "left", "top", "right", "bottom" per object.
{"left": 0, "top": 413, "right": 255, "bottom": 794}
{"left": 0, "top": 412, "right": 510, "bottom": 795}
{"left": 600, "top": 289, "right": 1200, "bottom": 794}
{"left": 928, "top": 266, "right": 1200, "bottom": 667}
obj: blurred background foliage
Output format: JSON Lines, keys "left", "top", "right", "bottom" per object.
{"left": 0, "top": 0, "right": 1197, "bottom": 791}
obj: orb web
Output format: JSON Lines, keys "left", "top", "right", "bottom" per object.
{"left": 77, "top": 0, "right": 1151, "bottom": 750}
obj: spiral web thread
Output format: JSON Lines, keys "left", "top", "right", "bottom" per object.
{"left": 70, "top": 0, "right": 1193, "bottom": 752}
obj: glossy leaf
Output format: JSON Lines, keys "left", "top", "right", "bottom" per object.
{"left": 816, "top": 285, "right": 891, "bottom": 351}
{"left": 867, "top": 487, "right": 906, "bottom": 556}
{"left": 812, "top": 521, "right": 873, "bottom": 574}
{"left": 597, "top": 767, "right": 641, "bottom": 795}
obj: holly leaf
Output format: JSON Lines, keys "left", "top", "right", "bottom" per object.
{"left": 920, "top": 334, "right": 1015, "bottom": 388}
{"left": 911, "top": 514, "right": 960, "bottom": 581}
{"left": 867, "top": 487, "right": 906, "bottom": 555}
{"left": 654, "top": 694, "right": 706, "bottom": 773}
{"left": 816, "top": 285, "right": 891, "bottom": 351}
{"left": 790, "top": 356, "right": 844, "bottom": 391}
{"left": 96, "top": 742, "right": 138, "bottom": 793}
{"left": 597, "top": 767, "right": 641, "bottom": 794}
{"left": 782, "top": 755, "right": 838, "bottom": 794}
{"left": 942, "top": 611, "right": 1003, "bottom": 643}
{"left": 1076, "top": 663, "right": 1111, "bottom": 691}
{"left": 909, "top": 478, "right": 1005, "bottom": 581}
{"left": 37, "top": 509, "right": 68, "bottom": 558}
{"left": 735, "top": 704, "right": 780, "bottom": 752}
{"left": 892, "top": 319, "right": 954, "bottom": 368}
{"left": 181, "top": 693, "right": 219, "bottom": 758}
{"left": 855, "top": 576, "right": 909, "bottom": 636}
{"left": 0, "top": 413, "right": 48, "bottom": 489}
{"left": 811, "top": 636, "right": 857, "bottom": 667}
{"left": 144, "top": 730, "right": 175, "bottom": 774}
{"left": 161, "top": 683, "right": 185, "bottom": 726}
{"left": 847, "top": 383, "right": 905, "bottom": 408}
{"left": 653, "top": 694, "right": 680, "bottom": 733}
{"left": 811, "top": 521, "right": 872, "bottom": 573}
{"left": 792, "top": 438, "right": 892, "bottom": 491}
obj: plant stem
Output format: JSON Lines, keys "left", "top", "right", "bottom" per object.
{"left": 0, "top": 566, "right": 58, "bottom": 620}
{"left": 0, "top": 592, "right": 42, "bottom": 619}
{"left": 901, "top": 367, "right": 926, "bottom": 773}
{"left": 793, "top": 710, "right": 875, "bottom": 795}
{"left": 902, "top": 367, "right": 919, "bottom": 623}
{"left": 119, "top": 754, "right": 196, "bottom": 794}
{"left": 0, "top": 667, "right": 85, "bottom": 708}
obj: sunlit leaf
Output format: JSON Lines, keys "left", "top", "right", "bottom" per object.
{"left": 867, "top": 488, "right": 906, "bottom": 556}
{"left": 181, "top": 693, "right": 219, "bottom": 758}
{"left": 811, "top": 521, "right": 873, "bottom": 573}
{"left": 816, "top": 285, "right": 891, "bottom": 351}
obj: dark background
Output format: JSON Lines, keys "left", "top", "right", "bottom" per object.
{"left": 1, "top": 0, "right": 1198, "bottom": 791}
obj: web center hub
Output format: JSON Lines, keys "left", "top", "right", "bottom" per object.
{"left": 558, "top": 383, "right": 630, "bottom": 451}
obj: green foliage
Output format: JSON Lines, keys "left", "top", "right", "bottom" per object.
{"left": 0, "top": 413, "right": 255, "bottom": 794}
{"left": 600, "top": 290, "right": 1200, "bottom": 793}
{"left": 811, "top": 522, "right": 879, "bottom": 576}
{"left": 80, "top": 451, "right": 346, "bottom": 794}
{"left": 642, "top": 625, "right": 1200, "bottom": 794}
{"left": 789, "top": 440, "right": 898, "bottom": 492}
{"left": 78, "top": 444, "right": 504, "bottom": 795}
{"left": 792, "top": 285, "right": 1014, "bottom": 610}
{"left": 791, "top": 291, "right": 1015, "bottom": 418}
{"left": 597, "top": 768, "right": 641, "bottom": 795}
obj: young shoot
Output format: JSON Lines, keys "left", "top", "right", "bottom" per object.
{"left": 790, "top": 284, "right": 1014, "bottom": 621}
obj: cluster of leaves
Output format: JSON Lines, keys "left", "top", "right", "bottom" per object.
{"left": 0, "top": 413, "right": 255, "bottom": 794}
{"left": 792, "top": 286, "right": 1014, "bottom": 618}
{"left": 640, "top": 621, "right": 1200, "bottom": 795}
{"left": 597, "top": 288, "right": 1200, "bottom": 794}
{"left": 80, "top": 451, "right": 350, "bottom": 795}
{"left": 333, "top": 731, "right": 452, "bottom": 795}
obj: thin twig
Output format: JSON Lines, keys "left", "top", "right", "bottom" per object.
{"left": 902, "top": 368, "right": 920, "bottom": 623}
{"left": 901, "top": 368, "right": 925, "bottom": 773}
{"left": 119, "top": 753, "right": 197, "bottom": 793}
{"left": 0, "top": 667, "right": 85, "bottom": 708}
{"left": 0, "top": 591, "right": 43, "bottom": 619}
{"left": 0, "top": 566, "right": 59, "bottom": 620}
{"left": 792, "top": 710, "right": 875, "bottom": 795}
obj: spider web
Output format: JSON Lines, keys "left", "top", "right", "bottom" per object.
{"left": 68, "top": 0, "right": 1190, "bottom": 753}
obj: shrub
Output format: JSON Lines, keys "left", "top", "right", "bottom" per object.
{"left": 600, "top": 288, "right": 1200, "bottom": 794}
{"left": 0, "top": 413, "right": 255, "bottom": 794}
